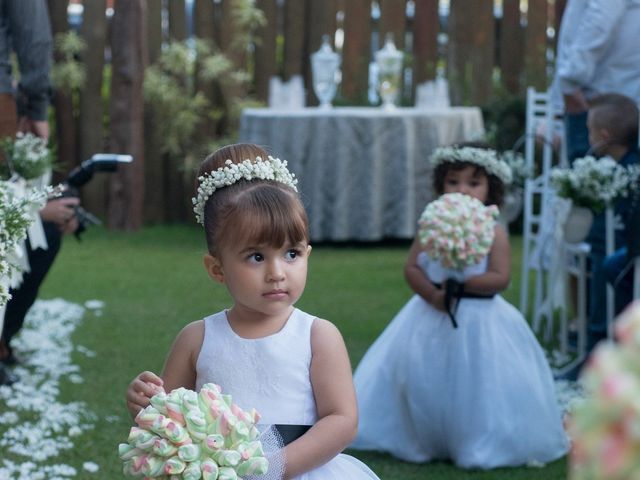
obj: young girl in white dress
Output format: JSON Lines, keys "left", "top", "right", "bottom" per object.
{"left": 351, "top": 145, "right": 569, "bottom": 469}
{"left": 126, "top": 143, "right": 380, "bottom": 480}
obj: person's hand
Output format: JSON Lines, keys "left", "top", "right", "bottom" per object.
{"left": 563, "top": 90, "right": 589, "bottom": 114}
{"left": 126, "top": 371, "right": 165, "bottom": 419}
{"left": 17, "top": 117, "right": 49, "bottom": 141}
{"left": 40, "top": 197, "right": 80, "bottom": 234}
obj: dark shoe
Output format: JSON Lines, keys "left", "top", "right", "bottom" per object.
{"left": 0, "top": 364, "right": 17, "bottom": 386}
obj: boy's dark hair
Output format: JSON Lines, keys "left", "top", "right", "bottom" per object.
{"left": 589, "top": 93, "right": 639, "bottom": 148}
{"left": 431, "top": 141, "right": 506, "bottom": 207}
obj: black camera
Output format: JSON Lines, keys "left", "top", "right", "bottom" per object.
{"left": 62, "top": 153, "right": 133, "bottom": 238}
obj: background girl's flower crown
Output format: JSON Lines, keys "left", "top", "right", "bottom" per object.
{"left": 192, "top": 155, "right": 298, "bottom": 225}
{"left": 430, "top": 146, "right": 513, "bottom": 185}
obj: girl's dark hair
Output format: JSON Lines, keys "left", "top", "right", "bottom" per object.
{"left": 196, "top": 143, "right": 309, "bottom": 256}
{"left": 431, "top": 141, "right": 505, "bottom": 206}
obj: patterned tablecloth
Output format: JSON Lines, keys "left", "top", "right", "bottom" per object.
{"left": 239, "top": 107, "right": 485, "bottom": 242}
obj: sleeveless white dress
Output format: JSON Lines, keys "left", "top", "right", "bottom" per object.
{"left": 196, "top": 308, "right": 380, "bottom": 480}
{"left": 351, "top": 253, "right": 569, "bottom": 469}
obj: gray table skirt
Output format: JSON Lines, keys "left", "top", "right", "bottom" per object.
{"left": 239, "top": 107, "right": 485, "bottom": 242}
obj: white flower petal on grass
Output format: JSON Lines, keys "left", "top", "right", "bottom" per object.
{"left": 83, "top": 299, "right": 104, "bottom": 310}
{"left": 82, "top": 461, "right": 99, "bottom": 473}
{"left": 0, "top": 298, "right": 100, "bottom": 478}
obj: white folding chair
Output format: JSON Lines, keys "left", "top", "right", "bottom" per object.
{"left": 520, "top": 87, "right": 591, "bottom": 370}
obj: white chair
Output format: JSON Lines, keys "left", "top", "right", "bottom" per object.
{"left": 520, "top": 87, "right": 591, "bottom": 371}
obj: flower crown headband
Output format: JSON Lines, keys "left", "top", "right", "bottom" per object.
{"left": 430, "top": 146, "right": 513, "bottom": 185}
{"left": 192, "top": 155, "right": 298, "bottom": 225}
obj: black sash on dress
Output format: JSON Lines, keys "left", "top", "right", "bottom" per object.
{"left": 274, "top": 424, "right": 312, "bottom": 445}
{"left": 433, "top": 280, "right": 495, "bottom": 329}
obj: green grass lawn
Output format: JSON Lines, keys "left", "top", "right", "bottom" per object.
{"left": 7, "top": 225, "right": 566, "bottom": 479}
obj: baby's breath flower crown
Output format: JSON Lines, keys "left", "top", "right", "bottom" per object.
{"left": 430, "top": 146, "right": 513, "bottom": 185}
{"left": 192, "top": 155, "right": 298, "bottom": 225}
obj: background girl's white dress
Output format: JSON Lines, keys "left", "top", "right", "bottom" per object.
{"left": 196, "top": 308, "right": 380, "bottom": 480}
{"left": 351, "top": 252, "right": 569, "bottom": 469}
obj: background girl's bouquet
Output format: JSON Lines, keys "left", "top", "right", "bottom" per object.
{"left": 0, "top": 132, "right": 53, "bottom": 181}
{"left": 418, "top": 192, "right": 498, "bottom": 272}
{"left": 550, "top": 156, "right": 639, "bottom": 214}
{"left": 568, "top": 302, "right": 640, "bottom": 479}
{"left": 119, "top": 383, "right": 281, "bottom": 479}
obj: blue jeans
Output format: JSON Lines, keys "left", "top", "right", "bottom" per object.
{"left": 564, "top": 111, "right": 590, "bottom": 164}
{"left": 603, "top": 247, "right": 634, "bottom": 315}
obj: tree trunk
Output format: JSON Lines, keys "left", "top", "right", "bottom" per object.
{"left": 379, "top": 0, "right": 406, "bottom": 51}
{"left": 304, "top": 0, "right": 338, "bottom": 106}
{"left": 169, "top": 0, "right": 187, "bottom": 41}
{"left": 108, "top": 0, "right": 147, "bottom": 231}
{"left": 283, "top": 0, "right": 306, "bottom": 81}
{"left": 524, "top": 0, "right": 548, "bottom": 90}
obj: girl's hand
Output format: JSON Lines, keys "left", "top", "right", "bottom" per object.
{"left": 126, "top": 371, "right": 164, "bottom": 418}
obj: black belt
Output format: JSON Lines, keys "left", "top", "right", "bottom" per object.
{"left": 274, "top": 424, "right": 312, "bottom": 445}
{"left": 433, "top": 280, "right": 494, "bottom": 329}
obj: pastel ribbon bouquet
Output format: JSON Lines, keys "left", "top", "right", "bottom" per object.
{"left": 418, "top": 192, "right": 498, "bottom": 271}
{"left": 119, "top": 383, "right": 271, "bottom": 479}
{"left": 569, "top": 302, "right": 640, "bottom": 479}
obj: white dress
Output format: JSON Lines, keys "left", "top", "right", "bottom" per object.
{"left": 196, "top": 309, "right": 380, "bottom": 480}
{"left": 351, "top": 253, "right": 569, "bottom": 469}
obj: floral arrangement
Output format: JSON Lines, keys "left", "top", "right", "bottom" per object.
{"left": 568, "top": 301, "right": 640, "bottom": 479}
{"left": 550, "top": 156, "right": 639, "bottom": 214}
{"left": 430, "top": 146, "right": 513, "bottom": 185}
{"left": 0, "top": 132, "right": 53, "bottom": 180}
{"left": 118, "top": 383, "right": 271, "bottom": 479}
{"left": 193, "top": 156, "right": 298, "bottom": 225}
{"left": 418, "top": 192, "right": 498, "bottom": 271}
{"left": 0, "top": 180, "right": 52, "bottom": 305}
{"left": 500, "top": 150, "right": 532, "bottom": 189}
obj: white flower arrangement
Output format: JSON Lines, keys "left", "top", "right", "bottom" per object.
{"left": 418, "top": 192, "right": 499, "bottom": 271}
{"left": 0, "top": 181, "right": 55, "bottom": 305}
{"left": 568, "top": 301, "right": 640, "bottom": 479}
{"left": 0, "top": 132, "right": 52, "bottom": 180}
{"left": 500, "top": 150, "right": 532, "bottom": 189}
{"left": 430, "top": 146, "right": 513, "bottom": 185}
{"left": 192, "top": 156, "right": 298, "bottom": 225}
{"left": 550, "top": 156, "right": 639, "bottom": 214}
{"left": 119, "top": 383, "right": 271, "bottom": 478}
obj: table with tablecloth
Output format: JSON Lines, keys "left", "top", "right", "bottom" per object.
{"left": 239, "top": 106, "right": 485, "bottom": 242}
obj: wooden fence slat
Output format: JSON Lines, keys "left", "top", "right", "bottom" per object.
{"left": 168, "top": 0, "right": 187, "bottom": 41}
{"left": 108, "top": 0, "right": 146, "bottom": 230}
{"left": 79, "top": 0, "right": 108, "bottom": 219}
{"left": 254, "top": 0, "right": 278, "bottom": 102}
{"left": 304, "top": 0, "right": 339, "bottom": 106}
{"left": 412, "top": 0, "right": 439, "bottom": 90}
{"left": 379, "top": 0, "right": 407, "bottom": 51}
{"left": 500, "top": 0, "right": 523, "bottom": 94}
{"left": 47, "top": 0, "right": 77, "bottom": 184}
{"left": 341, "top": 0, "right": 371, "bottom": 103}
{"left": 283, "top": 0, "right": 307, "bottom": 81}
{"left": 143, "top": 0, "right": 164, "bottom": 223}
{"left": 525, "top": 0, "right": 548, "bottom": 90}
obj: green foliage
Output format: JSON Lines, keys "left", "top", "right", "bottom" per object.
{"left": 50, "top": 31, "right": 87, "bottom": 94}
{"left": 483, "top": 90, "right": 526, "bottom": 152}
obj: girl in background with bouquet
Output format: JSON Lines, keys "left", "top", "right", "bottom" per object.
{"left": 351, "top": 145, "right": 568, "bottom": 469}
{"left": 125, "top": 144, "right": 380, "bottom": 480}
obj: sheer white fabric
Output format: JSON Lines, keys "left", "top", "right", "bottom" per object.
{"left": 352, "top": 253, "right": 569, "bottom": 469}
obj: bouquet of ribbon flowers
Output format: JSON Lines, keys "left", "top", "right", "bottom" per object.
{"left": 119, "top": 383, "right": 281, "bottom": 479}
{"left": 568, "top": 301, "right": 640, "bottom": 480}
{"left": 418, "top": 192, "right": 498, "bottom": 271}
{"left": 418, "top": 193, "right": 499, "bottom": 328}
